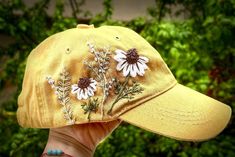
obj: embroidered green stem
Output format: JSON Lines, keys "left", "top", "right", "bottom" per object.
{"left": 63, "top": 102, "right": 74, "bottom": 124}
{"left": 84, "top": 62, "right": 102, "bottom": 81}
{"left": 84, "top": 60, "right": 107, "bottom": 118}
{"left": 93, "top": 51, "right": 109, "bottom": 119}
{"left": 101, "top": 77, "right": 107, "bottom": 118}
{"left": 87, "top": 111, "right": 91, "bottom": 121}
{"left": 108, "top": 75, "right": 130, "bottom": 114}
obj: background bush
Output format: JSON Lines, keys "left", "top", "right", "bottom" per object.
{"left": 0, "top": 0, "right": 234, "bottom": 156}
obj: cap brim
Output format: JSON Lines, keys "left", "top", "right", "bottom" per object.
{"left": 119, "top": 83, "right": 231, "bottom": 141}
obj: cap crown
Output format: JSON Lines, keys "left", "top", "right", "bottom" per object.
{"left": 17, "top": 25, "right": 176, "bottom": 128}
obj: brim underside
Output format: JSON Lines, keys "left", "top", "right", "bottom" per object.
{"left": 119, "top": 83, "right": 231, "bottom": 141}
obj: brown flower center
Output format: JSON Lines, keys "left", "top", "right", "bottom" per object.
{"left": 126, "top": 48, "right": 139, "bottom": 64}
{"left": 78, "top": 77, "right": 91, "bottom": 89}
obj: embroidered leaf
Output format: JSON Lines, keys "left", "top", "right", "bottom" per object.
{"left": 108, "top": 76, "right": 144, "bottom": 114}
{"left": 81, "top": 98, "right": 99, "bottom": 121}
{"left": 64, "top": 97, "right": 70, "bottom": 104}
{"left": 113, "top": 78, "right": 122, "bottom": 95}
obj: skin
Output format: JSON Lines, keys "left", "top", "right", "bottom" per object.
{"left": 43, "top": 120, "right": 122, "bottom": 157}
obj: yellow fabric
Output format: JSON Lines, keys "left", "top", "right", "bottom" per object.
{"left": 17, "top": 24, "right": 231, "bottom": 141}
{"left": 120, "top": 84, "right": 231, "bottom": 141}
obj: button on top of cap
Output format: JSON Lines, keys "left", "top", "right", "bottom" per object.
{"left": 77, "top": 24, "right": 94, "bottom": 29}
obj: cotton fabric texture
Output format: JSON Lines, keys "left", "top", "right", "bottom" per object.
{"left": 17, "top": 24, "right": 231, "bottom": 141}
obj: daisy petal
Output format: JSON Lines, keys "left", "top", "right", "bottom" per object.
{"left": 83, "top": 88, "right": 89, "bottom": 99}
{"left": 90, "top": 83, "right": 96, "bottom": 90}
{"left": 79, "top": 89, "right": 85, "bottom": 99}
{"left": 136, "top": 62, "right": 145, "bottom": 76}
{"left": 71, "top": 84, "right": 79, "bottom": 94}
{"left": 87, "top": 87, "right": 94, "bottom": 97}
{"left": 133, "top": 64, "right": 139, "bottom": 75}
{"left": 139, "top": 56, "right": 149, "bottom": 63}
{"left": 117, "top": 60, "right": 127, "bottom": 71}
{"left": 138, "top": 61, "right": 148, "bottom": 70}
{"left": 123, "top": 64, "right": 130, "bottom": 77}
{"left": 77, "top": 93, "right": 82, "bottom": 100}
{"left": 90, "top": 79, "right": 97, "bottom": 85}
{"left": 115, "top": 49, "right": 127, "bottom": 56}
{"left": 114, "top": 53, "right": 126, "bottom": 62}
{"left": 77, "top": 88, "right": 82, "bottom": 100}
{"left": 138, "top": 58, "right": 148, "bottom": 66}
{"left": 77, "top": 88, "right": 81, "bottom": 95}
{"left": 130, "top": 64, "right": 137, "bottom": 77}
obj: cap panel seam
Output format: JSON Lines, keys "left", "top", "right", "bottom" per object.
{"left": 37, "top": 70, "right": 48, "bottom": 127}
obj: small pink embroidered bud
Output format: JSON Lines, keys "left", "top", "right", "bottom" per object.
{"left": 47, "top": 77, "right": 55, "bottom": 85}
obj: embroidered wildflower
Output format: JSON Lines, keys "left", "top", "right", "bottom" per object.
{"left": 71, "top": 77, "right": 97, "bottom": 100}
{"left": 46, "top": 76, "right": 56, "bottom": 88}
{"left": 114, "top": 48, "right": 149, "bottom": 77}
{"left": 46, "top": 69, "right": 75, "bottom": 124}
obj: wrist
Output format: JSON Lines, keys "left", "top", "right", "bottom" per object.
{"left": 43, "top": 129, "right": 94, "bottom": 157}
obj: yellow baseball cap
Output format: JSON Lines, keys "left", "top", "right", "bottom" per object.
{"left": 17, "top": 24, "right": 231, "bottom": 141}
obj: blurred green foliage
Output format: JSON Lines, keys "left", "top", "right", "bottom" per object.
{"left": 0, "top": 0, "right": 234, "bottom": 156}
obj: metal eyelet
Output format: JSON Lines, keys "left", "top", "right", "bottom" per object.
{"left": 115, "top": 36, "right": 120, "bottom": 40}
{"left": 65, "top": 47, "right": 71, "bottom": 54}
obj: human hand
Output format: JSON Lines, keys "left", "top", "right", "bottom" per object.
{"left": 42, "top": 120, "right": 122, "bottom": 157}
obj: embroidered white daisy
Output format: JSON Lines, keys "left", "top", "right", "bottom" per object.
{"left": 71, "top": 77, "right": 97, "bottom": 100}
{"left": 114, "top": 48, "right": 149, "bottom": 77}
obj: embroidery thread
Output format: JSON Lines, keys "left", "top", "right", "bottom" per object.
{"left": 71, "top": 77, "right": 97, "bottom": 100}
{"left": 46, "top": 68, "right": 75, "bottom": 124}
{"left": 81, "top": 45, "right": 149, "bottom": 117}
{"left": 106, "top": 48, "right": 148, "bottom": 114}
{"left": 84, "top": 42, "right": 114, "bottom": 117}
{"left": 114, "top": 48, "right": 149, "bottom": 77}
{"left": 81, "top": 98, "right": 99, "bottom": 121}
{"left": 47, "top": 44, "right": 149, "bottom": 122}
{"left": 107, "top": 77, "right": 144, "bottom": 114}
